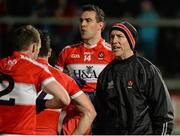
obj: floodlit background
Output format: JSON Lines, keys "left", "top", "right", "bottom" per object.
{"left": 0, "top": 0, "right": 180, "bottom": 134}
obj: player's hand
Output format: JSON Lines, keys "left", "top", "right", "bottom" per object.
{"left": 73, "top": 76, "right": 86, "bottom": 89}
{"left": 36, "top": 99, "right": 47, "bottom": 114}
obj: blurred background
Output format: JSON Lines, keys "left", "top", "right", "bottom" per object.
{"left": 0, "top": 0, "right": 180, "bottom": 134}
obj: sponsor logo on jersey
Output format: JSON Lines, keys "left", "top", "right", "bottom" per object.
{"left": 6, "top": 59, "right": 17, "bottom": 70}
{"left": 8, "top": 59, "right": 17, "bottom": 65}
{"left": 98, "top": 51, "right": 104, "bottom": 60}
{"left": 67, "top": 64, "right": 107, "bottom": 83}
{"left": 74, "top": 65, "right": 98, "bottom": 79}
{"left": 71, "top": 54, "right": 80, "bottom": 58}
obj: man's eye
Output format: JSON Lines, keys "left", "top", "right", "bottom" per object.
{"left": 110, "top": 35, "right": 114, "bottom": 39}
{"left": 79, "top": 19, "right": 83, "bottom": 23}
{"left": 86, "top": 19, "right": 92, "bottom": 22}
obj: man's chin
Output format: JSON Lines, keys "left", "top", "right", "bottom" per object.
{"left": 81, "top": 35, "right": 88, "bottom": 40}
{"left": 113, "top": 52, "right": 122, "bottom": 57}
{"left": 81, "top": 34, "right": 90, "bottom": 39}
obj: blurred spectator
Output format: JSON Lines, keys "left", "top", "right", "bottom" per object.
{"left": 0, "top": 24, "right": 9, "bottom": 58}
{"left": 0, "top": 0, "right": 7, "bottom": 16}
{"left": 6, "top": 0, "right": 33, "bottom": 16}
{"left": 53, "top": 0, "right": 79, "bottom": 43}
{"left": 49, "top": 0, "right": 79, "bottom": 65}
{"left": 31, "top": 0, "right": 49, "bottom": 17}
{"left": 158, "top": 28, "right": 180, "bottom": 77}
{"left": 137, "top": 0, "right": 159, "bottom": 64}
{"left": 31, "top": 0, "right": 51, "bottom": 32}
{"left": 0, "top": 0, "right": 7, "bottom": 58}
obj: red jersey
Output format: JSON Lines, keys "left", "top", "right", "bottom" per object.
{"left": 55, "top": 38, "right": 113, "bottom": 92}
{"left": 36, "top": 58, "right": 83, "bottom": 135}
{"left": 0, "top": 51, "right": 55, "bottom": 134}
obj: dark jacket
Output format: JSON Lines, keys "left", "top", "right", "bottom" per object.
{"left": 93, "top": 54, "right": 174, "bottom": 135}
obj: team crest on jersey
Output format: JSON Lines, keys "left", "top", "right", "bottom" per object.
{"left": 98, "top": 51, "right": 104, "bottom": 60}
{"left": 127, "top": 80, "right": 134, "bottom": 88}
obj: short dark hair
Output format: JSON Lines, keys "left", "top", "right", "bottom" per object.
{"left": 38, "top": 31, "right": 51, "bottom": 57}
{"left": 81, "top": 4, "right": 105, "bottom": 23}
{"left": 11, "top": 25, "right": 40, "bottom": 51}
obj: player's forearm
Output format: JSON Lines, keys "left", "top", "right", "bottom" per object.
{"left": 72, "top": 110, "right": 96, "bottom": 135}
{"left": 36, "top": 97, "right": 68, "bottom": 113}
{"left": 45, "top": 97, "right": 68, "bottom": 109}
{"left": 44, "top": 80, "right": 71, "bottom": 106}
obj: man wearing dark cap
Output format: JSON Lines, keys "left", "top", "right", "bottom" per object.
{"left": 93, "top": 21, "right": 174, "bottom": 135}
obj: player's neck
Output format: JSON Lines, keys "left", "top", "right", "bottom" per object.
{"left": 21, "top": 50, "right": 33, "bottom": 59}
{"left": 84, "top": 34, "right": 101, "bottom": 46}
{"left": 38, "top": 56, "right": 48, "bottom": 61}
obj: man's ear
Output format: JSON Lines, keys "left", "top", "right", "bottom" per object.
{"left": 32, "top": 43, "right": 37, "bottom": 53}
{"left": 99, "top": 22, "right": 105, "bottom": 31}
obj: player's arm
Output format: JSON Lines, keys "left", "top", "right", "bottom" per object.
{"left": 44, "top": 80, "right": 70, "bottom": 109}
{"left": 71, "top": 93, "right": 96, "bottom": 135}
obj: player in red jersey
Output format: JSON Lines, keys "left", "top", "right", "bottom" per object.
{"left": 36, "top": 31, "right": 96, "bottom": 135}
{"left": 0, "top": 25, "right": 70, "bottom": 135}
{"left": 55, "top": 4, "right": 113, "bottom": 135}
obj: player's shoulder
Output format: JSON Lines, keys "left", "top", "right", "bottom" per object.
{"left": 50, "top": 65, "right": 72, "bottom": 80}
{"left": 60, "top": 42, "right": 82, "bottom": 54}
{"left": 64, "top": 42, "right": 82, "bottom": 49}
{"left": 21, "top": 55, "right": 50, "bottom": 73}
{"left": 101, "top": 40, "right": 112, "bottom": 51}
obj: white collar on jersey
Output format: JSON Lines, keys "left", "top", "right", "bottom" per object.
{"left": 84, "top": 43, "right": 97, "bottom": 48}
